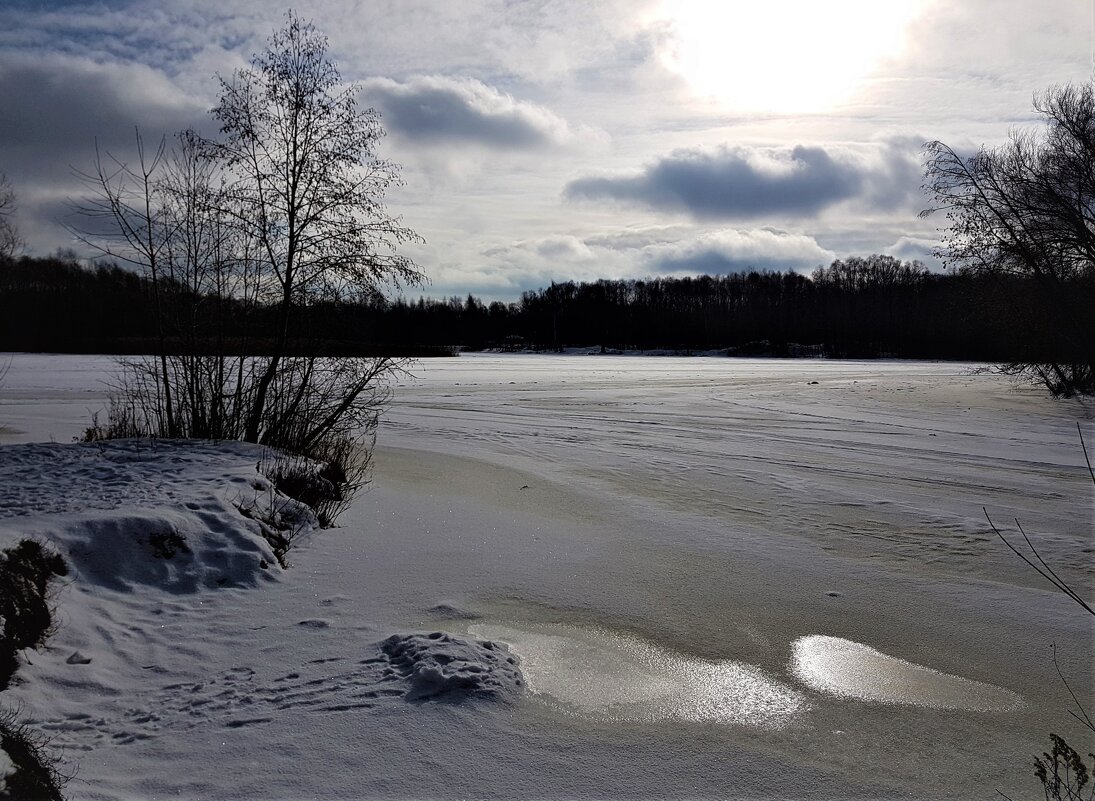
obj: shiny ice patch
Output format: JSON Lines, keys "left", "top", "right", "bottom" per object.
{"left": 470, "top": 622, "right": 808, "bottom": 727}
{"left": 790, "top": 635, "right": 1022, "bottom": 711}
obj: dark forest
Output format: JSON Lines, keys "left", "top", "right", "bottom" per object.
{"left": 1, "top": 252, "right": 1089, "bottom": 362}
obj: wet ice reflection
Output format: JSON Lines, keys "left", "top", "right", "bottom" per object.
{"left": 791, "top": 635, "right": 1022, "bottom": 711}
{"left": 470, "top": 623, "right": 808, "bottom": 727}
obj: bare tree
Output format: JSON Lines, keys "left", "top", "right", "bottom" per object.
{"left": 922, "top": 83, "right": 1095, "bottom": 397}
{"left": 75, "top": 14, "right": 422, "bottom": 532}
{"left": 154, "top": 129, "right": 265, "bottom": 440}
{"left": 75, "top": 132, "right": 182, "bottom": 435}
{"left": 0, "top": 173, "right": 23, "bottom": 260}
{"left": 205, "top": 11, "right": 423, "bottom": 445}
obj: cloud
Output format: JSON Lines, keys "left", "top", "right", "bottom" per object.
{"left": 647, "top": 229, "right": 836, "bottom": 274}
{"left": 451, "top": 226, "right": 835, "bottom": 299}
{"left": 884, "top": 235, "right": 945, "bottom": 270}
{"left": 865, "top": 136, "right": 929, "bottom": 211}
{"left": 471, "top": 234, "right": 603, "bottom": 294}
{"left": 0, "top": 52, "right": 205, "bottom": 181}
{"left": 565, "top": 145, "right": 858, "bottom": 218}
{"left": 361, "top": 76, "right": 572, "bottom": 149}
{"left": 565, "top": 141, "right": 923, "bottom": 220}
{"left": 582, "top": 226, "right": 835, "bottom": 275}
{"left": 0, "top": 52, "right": 208, "bottom": 253}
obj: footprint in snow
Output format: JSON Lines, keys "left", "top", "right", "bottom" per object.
{"left": 34, "top": 632, "right": 522, "bottom": 749}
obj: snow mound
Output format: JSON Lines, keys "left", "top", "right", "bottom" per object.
{"left": 0, "top": 440, "right": 285, "bottom": 593}
{"left": 425, "top": 601, "right": 481, "bottom": 620}
{"left": 50, "top": 505, "right": 275, "bottom": 593}
{"left": 377, "top": 632, "right": 523, "bottom": 702}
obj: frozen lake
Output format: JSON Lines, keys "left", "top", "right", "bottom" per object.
{"left": 0, "top": 352, "right": 1092, "bottom": 799}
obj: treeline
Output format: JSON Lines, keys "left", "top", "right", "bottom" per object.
{"left": 1, "top": 253, "right": 1089, "bottom": 361}
{"left": 298, "top": 255, "right": 1087, "bottom": 361}
{"left": 0, "top": 255, "right": 447, "bottom": 357}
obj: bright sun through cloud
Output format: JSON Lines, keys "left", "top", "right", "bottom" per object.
{"left": 660, "top": 0, "right": 926, "bottom": 113}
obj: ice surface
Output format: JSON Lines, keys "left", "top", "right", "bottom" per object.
{"left": 378, "top": 354, "right": 1093, "bottom": 591}
{"left": 790, "top": 635, "right": 1024, "bottom": 710}
{"left": 471, "top": 621, "right": 808, "bottom": 726}
{"left": 0, "top": 353, "right": 1091, "bottom": 800}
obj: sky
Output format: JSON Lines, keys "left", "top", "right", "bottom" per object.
{"left": 0, "top": 0, "right": 1090, "bottom": 301}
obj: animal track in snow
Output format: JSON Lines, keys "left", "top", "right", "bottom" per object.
{"left": 35, "top": 631, "right": 522, "bottom": 750}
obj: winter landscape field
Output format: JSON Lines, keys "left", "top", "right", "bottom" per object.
{"left": 0, "top": 352, "right": 1091, "bottom": 799}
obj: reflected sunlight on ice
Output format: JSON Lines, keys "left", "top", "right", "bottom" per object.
{"left": 470, "top": 623, "right": 809, "bottom": 727}
{"left": 791, "top": 635, "right": 1022, "bottom": 711}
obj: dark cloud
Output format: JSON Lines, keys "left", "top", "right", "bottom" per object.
{"left": 0, "top": 53, "right": 206, "bottom": 253}
{"left": 0, "top": 55, "right": 204, "bottom": 175}
{"left": 361, "top": 76, "right": 570, "bottom": 149}
{"left": 565, "top": 142, "right": 923, "bottom": 220}
{"left": 867, "top": 137, "right": 929, "bottom": 211}
{"left": 565, "top": 145, "right": 859, "bottom": 219}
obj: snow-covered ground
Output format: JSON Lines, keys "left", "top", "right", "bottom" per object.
{"left": 0, "top": 352, "right": 1092, "bottom": 799}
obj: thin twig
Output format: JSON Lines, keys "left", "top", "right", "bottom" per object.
{"left": 1078, "top": 422, "right": 1094, "bottom": 486}
{"left": 1013, "top": 518, "right": 1094, "bottom": 614}
{"left": 985, "top": 508, "right": 1078, "bottom": 601}
{"left": 1052, "top": 642, "right": 1095, "bottom": 735}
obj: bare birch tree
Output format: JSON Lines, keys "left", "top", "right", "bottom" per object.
{"left": 205, "top": 11, "right": 423, "bottom": 445}
{"left": 75, "top": 14, "right": 423, "bottom": 529}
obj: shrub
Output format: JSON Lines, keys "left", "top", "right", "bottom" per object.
{"left": 239, "top": 432, "right": 372, "bottom": 566}
{"left": 234, "top": 487, "right": 311, "bottom": 569}
{"left": 261, "top": 433, "right": 372, "bottom": 528}
{"left": 0, "top": 709, "right": 66, "bottom": 801}
{"left": 78, "top": 13, "right": 422, "bottom": 454}
{"left": 1034, "top": 733, "right": 1094, "bottom": 801}
{"left": 80, "top": 404, "right": 144, "bottom": 443}
{"left": 0, "top": 541, "right": 68, "bottom": 690}
{"left": 0, "top": 543, "right": 69, "bottom": 799}
{"left": 145, "top": 530, "right": 191, "bottom": 560}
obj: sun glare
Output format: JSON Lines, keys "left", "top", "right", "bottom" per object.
{"left": 660, "top": 0, "right": 925, "bottom": 113}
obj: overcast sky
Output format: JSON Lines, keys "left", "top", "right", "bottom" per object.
{"left": 0, "top": 0, "right": 1089, "bottom": 300}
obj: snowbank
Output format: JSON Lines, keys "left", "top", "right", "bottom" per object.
{"left": 0, "top": 439, "right": 287, "bottom": 591}
{"left": 0, "top": 436, "right": 528, "bottom": 799}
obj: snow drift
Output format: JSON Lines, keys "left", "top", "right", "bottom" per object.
{"left": 376, "top": 631, "right": 523, "bottom": 702}
{"left": 0, "top": 440, "right": 286, "bottom": 592}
